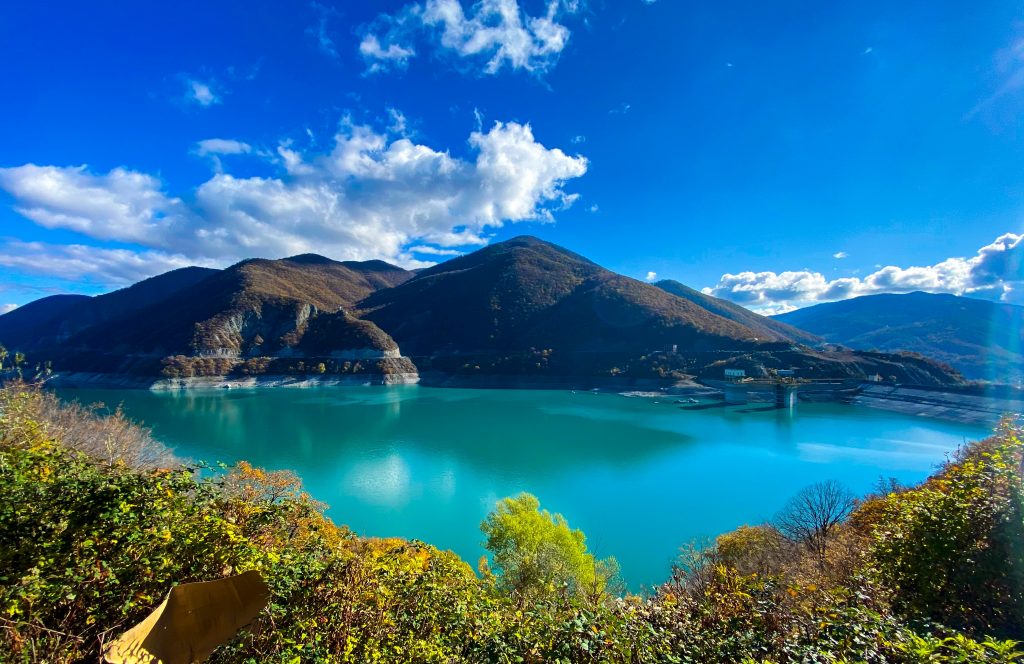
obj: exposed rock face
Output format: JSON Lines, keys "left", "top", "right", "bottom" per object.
{"left": 0, "top": 254, "right": 419, "bottom": 384}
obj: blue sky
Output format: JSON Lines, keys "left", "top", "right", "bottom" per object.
{"left": 1, "top": 0, "right": 1023, "bottom": 314}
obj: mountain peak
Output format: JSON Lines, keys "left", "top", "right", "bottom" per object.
{"left": 283, "top": 253, "right": 338, "bottom": 265}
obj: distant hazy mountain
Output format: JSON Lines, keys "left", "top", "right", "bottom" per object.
{"left": 0, "top": 237, "right": 963, "bottom": 385}
{"left": 774, "top": 291, "right": 1024, "bottom": 381}
{"left": 0, "top": 267, "right": 216, "bottom": 349}
{"left": 653, "top": 280, "right": 821, "bottom": 346}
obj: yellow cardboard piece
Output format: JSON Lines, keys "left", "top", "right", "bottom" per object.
{"left": 103, "top": 570, "right": 269, "bottom": 664}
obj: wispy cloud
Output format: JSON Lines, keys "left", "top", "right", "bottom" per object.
{"left": 409, "top": 245, "right": 463, "bottom": 256}
{"left": 308, "top": 2, "right": 340, "bottom": 59}
{"left": 186, "top": 78, "right": 220, "bottom": 107}
{"left": 968, "top": 31, "right": 1024, "bottom": 119}
{"left": 0, "top": 304, "right": 17, "bottom": 315}
{"left": 195, "top": 139, "right": 253, "bottom": 156}
{"left": 833, "top": 251, "right": 848, "bottom": 259}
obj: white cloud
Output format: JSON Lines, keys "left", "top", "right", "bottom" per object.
{"left": 360, "top": 0, "right": 578, "bottom": 75}
{"left": 359, "top": 34, "right": 416, "bottom": 73}
{"left": 0, "top": 117, "right": 587, "bottom": 286}
{"left": 0, "top": 304, "right": 17, "bottom": 315}
{"left": 703, "top": 233, "right": 1024, "bottom": 312}
{"left": 571, "top": 135, "right": 585, "bottom": 144}
{"left": 0, "top": 242, "right": 201, "bottom": 286}
{"left": 408, "top": 245, "right": 463, "bottom": 256}
{"left": 833, "top": 251, "right": 848, "bottom": 259}
{"left": 644, "top": 271, "right": 657, "bottom": 282}
{"left": 386, "top": 107, "right": 410, "bottom": 135}
{"left": 186, "top": 79, "right": 220, "bottom": 106}
{"left": 196, "top": 139, "right": 252, "bottom": 156}
{"left": 0, "top": 164, "right": 186, "bottom": 245}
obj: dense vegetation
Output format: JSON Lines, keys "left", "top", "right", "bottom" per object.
{"left": 774, "top": 291, "right": 1024, "bottom": 382}
{"left": 1, "top": 383, "right": 1021, "bottom": 662}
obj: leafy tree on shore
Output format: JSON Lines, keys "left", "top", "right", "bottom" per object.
{"left": 481, "top": 492, "right": 621, "bottom": 605}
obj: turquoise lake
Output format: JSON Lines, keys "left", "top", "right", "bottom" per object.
{"left": 57, "top": 386, "right": 988, "bottom": 589}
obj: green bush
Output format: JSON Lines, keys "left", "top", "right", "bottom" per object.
{"left": 1, "top": 383, "right": 1021, "bottom": 663}
{"left": 866, "top": 420, "right": 1024, "bottom": 638}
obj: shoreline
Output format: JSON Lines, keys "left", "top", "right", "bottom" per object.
{"left": 41, "top": 371, "right": 1021, "bottom": 425}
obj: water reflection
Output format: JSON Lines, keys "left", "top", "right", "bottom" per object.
{"left": 56, "top": 385, "right": 987, "bottom": 588}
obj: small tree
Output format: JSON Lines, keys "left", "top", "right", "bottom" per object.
{"left": 481, "top": 492, "right": 619, "bottom": 604}
{"left": 774, "top": 480, "right": 855, "bottom": 563}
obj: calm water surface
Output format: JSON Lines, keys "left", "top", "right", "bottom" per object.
{"left": 57, "top": 386, "right": 987, "bottom": 589}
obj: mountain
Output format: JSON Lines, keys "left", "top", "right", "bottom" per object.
{"left": 0, "top": 267, "right": 217, "bottom": 350}
{"left": 654, "top": 280, "right": 821, "bottom": 346}
{"left": 1, "top": 255, "right": 415, "bottom": 380}
{"left": 0, "top": 294, "right": 91, "bottom": 349}
{"left": 774, "top": 291, "right": 1024, "bottom": 381}
{"left": 0, "top": 238, "right": 964, "bottom": 386}
{"left": 357, "top": 237, "right": 956, "bottom": 383}
{"left": 358, "top": 236, "right": 779, "bottom": 376}
{"left": 62, "top": 255, "right": 413, "bottom": 356}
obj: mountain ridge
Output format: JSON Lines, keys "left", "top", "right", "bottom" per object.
{"left": 774, "top": 291, "right": 1024, "bottom": 381}
{"left": 0, "top": 237, "right": 964, "bottom": 386}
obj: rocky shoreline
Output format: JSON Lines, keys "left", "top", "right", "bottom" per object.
{"left": 844, "top": 384, "right": 1023, "bottom": 426}
{"left": 41, "top": 371, "right": 1022, "bottom": 426}
{"left": 46, "top": 371, "right": 421, "bottom": 390}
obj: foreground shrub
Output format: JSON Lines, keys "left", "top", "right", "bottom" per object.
{"left": 1, "top": 383, "right": 1021, "bottom": 662}
{"left": 865, "top": 420, "right": 1024, "bottom": 638}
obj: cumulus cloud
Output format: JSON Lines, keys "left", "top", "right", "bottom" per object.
{"left": 703, "top": 233, "right": 1024, "bottom": 312}
{"left": 0, "top": 304, "right": 17, "bottom": 315}
{"left": 0, "top": 165, "right": 186, "bottom": 245}
{"left": 0, "top": 117, "right": 587, "bottom": 286}
{"left": 186, "top": 79, "right": 219, "bottom": 106}
{"left": 644, "top": 271, "right": 657, "bottom": 282}
{"left": 359, "top": 0, "right": 578, "bottom": 75}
